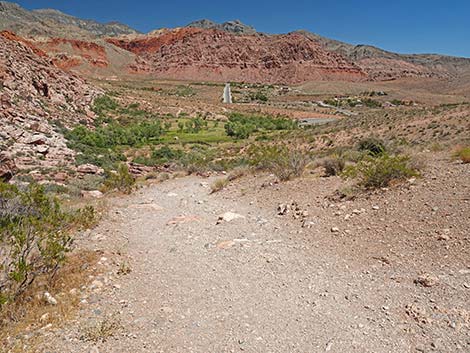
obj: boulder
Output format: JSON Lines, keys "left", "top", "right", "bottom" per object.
{"left": 77, "top": 164, "right": 104, "bottom": 174}
{"left": 0, "top": 152, "right": 17, "bottom": 181}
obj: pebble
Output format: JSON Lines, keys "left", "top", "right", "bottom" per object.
{"left": 415, "top": 274, "right": 439, "bottom": 287}
{"left": 437, "top": 234, "right": 450, "bottom": 241}
{"left": 90, "top": 280, "right": 104, "bottom": 290}
{"left": 331, "top": 227, "right": 340, "bottom": 233}
{"left": 44, "top": 292, "right": 58, "bottom": 305}
{"left": 217, "top": 212, "right": 245, "bottom": 223}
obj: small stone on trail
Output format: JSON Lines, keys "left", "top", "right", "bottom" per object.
{"left": 216, "top": 240, "right": 236, "bottom": 249}
{"left": 331, "top": 227, "right": 340, "bottom": 233}
{"left": 217, "top": 212, "right": 245, "bottom": 224}
{"left": 415, "top": 274, "right": 439, "bottom": 287}
{"left": 372, "top": 205, "right": 380, "bottom": 210}
{"left": 437, "top": 234, "right": 450, "bottom": 241}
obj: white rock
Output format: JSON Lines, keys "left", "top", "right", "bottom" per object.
{"left": 218, "top": 212, "right": 245, "bottom": 223}
{"left": 81, "top": 190, "right": 104, "bottom": 199}
{"left": 44, "top": 292, "right": 57, "bottom": 305}
{"left": 331, "top": 227, "right": 340, "bottom": 233}
{"left": 40, "top": 313, "right": 50, "bottom": 323}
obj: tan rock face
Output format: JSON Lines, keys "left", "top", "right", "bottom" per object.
{"left": 107, "top": 28, "right": 367, "bottom": 84}
{"left": 0, "top": 31, "right": 102, "bottom": 177}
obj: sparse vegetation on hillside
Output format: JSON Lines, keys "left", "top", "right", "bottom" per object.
{"left": 342, "top": 153, "right": 419, "bottom": 189}
{"left": 248, "top": 144, "right": 309, "bottom": 181}
{"left": 0, "top": 182, "right": 96, "bottom": 306}
{"left": 102, "top": 163, "right": 136, "bottom": 194}
{"left": 225, "top": 113, "right": 297, "bottom": 139}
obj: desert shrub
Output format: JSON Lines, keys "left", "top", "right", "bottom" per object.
{"left": 0, "top": 182, "right": 93, "bottom": 304}
{"left": 227, "top": 166, "right": 250, "bottom": 181}
{"left": 320, "top": 155, "right": 346, "bottom": 176}
{"left": 151, "top": 146, "right": 184, "bottom": 164}
{"left": 224, "top": 121, "right": 252, "bottom": 139}
{"left": 454, "top": 146, "right": 470, "bottom": 163}
{"left": 183, "top": 117, "right": 208, "bottom": 133}
{"left": 178, "top": 146, "right": 215, "bottom": 174}
{"left": 102, "top": 164, "right": 135, "bottom": 194}
{"left": 248, "top": 145, "right": 309, "bottom": 181}
{"left": 249, "top": 90, "right": 268, "bottom": 102}
{"left": 92, "top": 95, "right": 119, "bottom": 116}
{"left": 210, "top": 178, "right": 229, "bottom": 193}
{"left": 358, "top": 137, "right": 386, "bottom": 156}
{"left": 133, "top": 146, "right": 185, "bottom": 167}
{"left": 362, "top": 98, "right": 382, "bottom": 108}
{"left": 342, "top": 153, "right": 418, "bottom": 189}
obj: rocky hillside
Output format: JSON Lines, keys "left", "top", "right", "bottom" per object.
{"left": 0, "top": 31, "right": 101, "bottom": 180}
{"left": 304, "top": 31, "right": 470, "bottom": 80}
{"left": 107, "top": 28, "right": 366, "bottom": 84}
{"left": 105, "top": 25, "right": 470, "bottom": 84}
{"left": 187, "top": 19, "right": 256, "bottom": 35}
{"left": 0, "top": 1, "right": 138, "bottom": 39}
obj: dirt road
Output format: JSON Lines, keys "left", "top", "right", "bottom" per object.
{"left": 42, "top": 158, "right": 469, "bottom": 352}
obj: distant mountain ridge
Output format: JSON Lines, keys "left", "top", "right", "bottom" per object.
{"left": 1, "top": 1, "right": 470, "bottom": 84}
{"left": 0, "top": 1, "right": 138, "bottom": 38}
{"left": 186, "top": 19, "right": 257, "bottom": 35}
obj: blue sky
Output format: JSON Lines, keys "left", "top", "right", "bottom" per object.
{"left": 14, "top": 0, "right": 470, "bottom": 57}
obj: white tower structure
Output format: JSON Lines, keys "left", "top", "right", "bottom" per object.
{"left": 223, "top": 83, "right": 232, "bottom": 104}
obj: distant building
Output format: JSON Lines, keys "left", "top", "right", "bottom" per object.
{"left": 222, "top": 83, "right": 232, "bottom": 104}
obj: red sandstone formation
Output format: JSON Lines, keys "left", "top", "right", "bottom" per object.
{"left": 107, "top": 28, "right": 367, "bottom": 84}
{"left": 35, "top": 38, "right": 109, "bottom": 70}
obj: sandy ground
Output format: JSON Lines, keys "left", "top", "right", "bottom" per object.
{"left": 39, "top": 154, "right": 469, "bottom": 353}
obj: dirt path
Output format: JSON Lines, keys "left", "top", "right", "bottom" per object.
{"left": 42, "top": 161, "right": 469, "bottom": 353}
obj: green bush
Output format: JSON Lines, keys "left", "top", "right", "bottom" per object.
{"left": 151, "top": 146, "right": 184, "bottom": 164}
{"left": 250, "top": 90, "right": 268, "bottom": 102}
{"left": 184, "top": 117, "right": 208, "bottom": 133}
{"left": 65, "top": 121, "right": 164, "bottom": 169}
{"left": 225, "top": 113, "right": 297, "bottom": 139}
{"left": 102, "top": 164, "right": 136, "bottom": 194}
{"left": 92, "top": 95, "right": 119, "bottom": 116}
{"left": 0, "top": 182, "right": 94, "bottom": 304}
{"left": 248, "top": 145, "right": 309, "bottom": 181}
{"left": 342, "top": 153, "right": 419, "bottom": 189}
{"left": 362, "top": 98, "right": 382, "bottom": 108}
{"left": 358, "top": 137, "right": 386, "bottom": 156}
{"left": 320, "top": 155, "right": 346, "bottom": 176}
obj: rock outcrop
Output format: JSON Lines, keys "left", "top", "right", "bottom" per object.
{"left": 187, "top": 19, "right": 257, "bottom": 35}
{"left": 107, "top": 28, "right": 366, "bottom": 84}
{"left": 0, "top": 31, "right": 101, "bottom": 178}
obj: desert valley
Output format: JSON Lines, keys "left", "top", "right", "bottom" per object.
{"left": 0, "top": 1, "right": 469, "bottom": 352}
